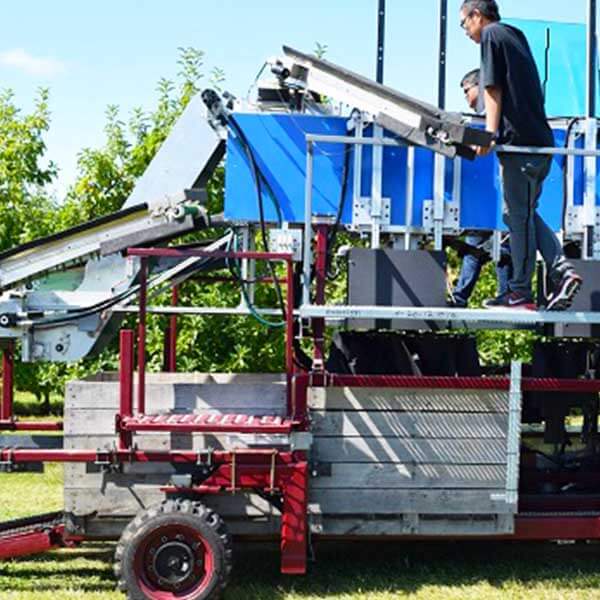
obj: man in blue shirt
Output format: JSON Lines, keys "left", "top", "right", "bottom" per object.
{"left": 460, "top": 0, "right": 582, "bottom": 311}
{"left": 450, "top": 68, "right": 512, "bottom": 308}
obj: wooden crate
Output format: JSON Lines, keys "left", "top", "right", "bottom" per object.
{"left": 64, "top": 375, "right": 519, "bottom": 538}
{"left": 307, "top": 385, "right": 518, "bottom": 536}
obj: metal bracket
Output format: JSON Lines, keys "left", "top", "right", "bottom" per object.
{"left": 94, "top": 448, "right": 123, "bottom": 473}
{"left": 594, "top": 208, "right": 600, "bottom": 259}
{"left": 352, "top": 196, "right": 391, "bottom": 227}
{"left": 0, "top": 447, "right": 14, "bottom": 472}
{"left": 290, "top": 432, "right": 313, "bottom": 451}
{"left": 423, "top": 200, "right": 460, "bottom": 234}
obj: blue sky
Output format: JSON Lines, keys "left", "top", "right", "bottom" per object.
{"left": 0, "top": 1, "right": 591, "bottom": 198}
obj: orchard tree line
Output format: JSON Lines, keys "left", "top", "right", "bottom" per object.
{"left": 0, "top": 48, "right": 530, "bottom": 411}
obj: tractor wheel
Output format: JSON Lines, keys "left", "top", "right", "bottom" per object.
{"left": 114, "top": 499, "right": 232, "bottom": 600}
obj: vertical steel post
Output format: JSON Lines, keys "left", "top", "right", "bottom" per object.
{"left": 302, "top": 141, "right": 315, "bottom": 306}
{"left": 438, "top": 0, "right": 448, "bottom": 109}
{"left": 137, "top": 258, "right": 147, "bottom": 414}
{"left": 312, "top": 224, "right": 328, "bottom": 371}
{"left": 376, "top": 0, "right": 386, "bottom": 84}
{"left": 1, "top": 342, "right": 14, "bottom": 423}
{"left": 167, "top": 285, "right": 178, "bottom": 372}
{"left": 431, "top": 0, "right": 449, "bottom": 251}
{"left": 585, "top": 0, "right": 598, "bottom": 258}
{"left": 285, "top": 257, "right": 294, "bottom": 416}
{"left": 587, "top": 0, "right": 597, "bottom": 118}
{"left": 118, "top": 329, "right": 134, "bottom": 450}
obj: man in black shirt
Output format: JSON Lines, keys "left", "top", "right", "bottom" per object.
{"left": 459, "top": 0, "right": 582, "bottom": 310}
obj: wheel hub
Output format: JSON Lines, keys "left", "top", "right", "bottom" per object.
{"left": 143, "top": 528, "right": 207, "bottom": 593}
{"left": 153, "top": 541, "right": 194, "bottom": 586}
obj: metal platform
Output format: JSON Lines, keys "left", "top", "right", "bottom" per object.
{"left": 299, "top": 304, "right": 600, "bottom": 327}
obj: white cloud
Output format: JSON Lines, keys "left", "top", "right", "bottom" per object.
{"left": 0, "top": 48, "right": 66, "bottom": 77}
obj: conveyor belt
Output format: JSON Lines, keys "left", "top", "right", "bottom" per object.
{"left": 0, "top": 204, "right": 147, "bottom": 262}
{"left": 282, "top": 46, "right": 492, "bottom": 157}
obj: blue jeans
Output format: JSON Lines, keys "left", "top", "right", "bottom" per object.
{"left": 453, "top": 233, "right": 512, "bottom": 307}
{"left": 499, "top": 154, "right": 564, "bottom": 295}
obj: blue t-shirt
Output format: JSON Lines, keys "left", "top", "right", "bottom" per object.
{"left": 480, "top": 22, "right": 554, "bottom": 147}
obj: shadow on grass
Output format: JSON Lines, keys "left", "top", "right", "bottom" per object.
{"left": 2, "top": 540, "right": 600, "bottom": 597}
{"left": 225, "top": 540, "right": 600, "bottom": 598}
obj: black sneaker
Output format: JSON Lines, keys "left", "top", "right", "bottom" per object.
{"left": 545, "top": 270, "right": 582, "bottom": 311}
{"left": 483, "top": 291, "right": 536, "bottom": 310}
{"left": 447, "top": 295, "right": 467, "bottom": 309}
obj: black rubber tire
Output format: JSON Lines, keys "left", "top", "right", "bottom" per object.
{"left": 114, "top": 499, "right": 232, "bottom": 600}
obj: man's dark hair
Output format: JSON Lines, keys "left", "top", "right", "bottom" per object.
{"left": 460, "top": 68, "right": 480, "bottom": 89}
{"left": 461, "top": 0, "right": 501, "bottom": 22}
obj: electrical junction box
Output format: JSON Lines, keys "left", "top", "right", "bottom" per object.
{"left": 268, "top": 228, "right": 303, "bottom": 261}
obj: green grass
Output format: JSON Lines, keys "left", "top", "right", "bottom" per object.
{"left": 13, "top": 390, "right": 63, "bottom": 418}
{"left": 3, "top": 467, "right": 600, "bottom": 598}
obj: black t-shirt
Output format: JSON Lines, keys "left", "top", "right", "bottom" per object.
{"left": 480, "top": 22, "right": 554, "bottom": 147}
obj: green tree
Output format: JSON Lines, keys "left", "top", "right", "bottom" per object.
{"left": 0, "top": 87, "right": 58, "bottom": 249}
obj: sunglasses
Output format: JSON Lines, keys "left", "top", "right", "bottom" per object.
{"left": 460, "top": 11, "right": 474, "bottom": 29}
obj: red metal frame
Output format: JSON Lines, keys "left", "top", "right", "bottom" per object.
{"left": 0, "top": 525, "right": 68, "bottom": 560}
{"left": 0, "top": 341, "right": 62, "bottom": 432}
{"left": 1, "top": 342, "right": 14, "bottom": 422}
{"left": 137, "top": 257, "right": 148, "bottom": 414}
{"left": 128, "top": 247, "right": 296, "bottom": 418}
{"left": 118, "top": 329, "right": 135, "bottom": 450}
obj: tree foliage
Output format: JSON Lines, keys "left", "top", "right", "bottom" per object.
{"left": 0, "top": 88, "right": 58, "bottom": 250}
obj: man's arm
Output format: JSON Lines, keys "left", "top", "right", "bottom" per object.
{"left": 477, "top": 85, "right": 502, "bottom": 156}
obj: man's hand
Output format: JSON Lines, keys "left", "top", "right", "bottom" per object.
{"left": 475, "top": 140, "right": 496, "bottom": 157}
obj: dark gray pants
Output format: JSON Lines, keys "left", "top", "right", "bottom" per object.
{"left": 499, "top": 153, "right": 564, "bottom": 295}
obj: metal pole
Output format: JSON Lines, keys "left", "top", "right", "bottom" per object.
{"left": 167, "top": 285, "right": 178, "bottom": 372}
{"left": 1, "top": 342, "right": 14, "bottom": 423}
{"left": 302, "top": 141, "right": 314, "bottom": 306}
{"left": 586, "top": 0, "right": 598, "bottom": 258}
{"left": 137, "top": 258, "right": 147, "bottom": 414}
{"left": 376, "top": 0, "right": 386, "bottom": 84}
{"left": 118, "top": 329, "right": 134, "bottom": 450}
{"left": 438, "top": 0, "right": 448, "bottom": 109}
{"left": 587, "top": 0, "right": 597, "bottom": 117}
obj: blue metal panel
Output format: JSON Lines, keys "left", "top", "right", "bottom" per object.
{"left": 225, "top": 113, "right": 587, "bottom": 233}
{"left": 506, "top": 18, "right": 598, "bottom": 118}
{"left": 225, "top": 113, "right": 350, "bottom": 223}
{"left": 459, "top": 152, "right": 499, "bottom": 230}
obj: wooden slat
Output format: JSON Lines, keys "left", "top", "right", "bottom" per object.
{"left": 65, "top": 485, "right": 279, "bottom": 518}
{"left": 63, "top": 462, "right": 505, "bottom": 490}
{"left": 311, "top": 411, "right": 507, "bottom": 439}
{"left": 310, "top": 463, "right": 506, "bottom": 489}
{"left": 314, "top": 437, "right": 507, "bottom": 464}
{"left": 316, "top": 515, "right": 513, "bottom": 536}
{"left": 309, "top": 489, "right": 514, "bottom": 515}
{"left": 79, "top": 372, "right": 286, "bottom": 385}
{"left": 74, "top": 516, "right": 280, "bottom": 538}
{"left": 309, "top": 387, "right": 509, "bottom": 413}
{"left": 66, "top": 375, "right": 286, "bottom": 411}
